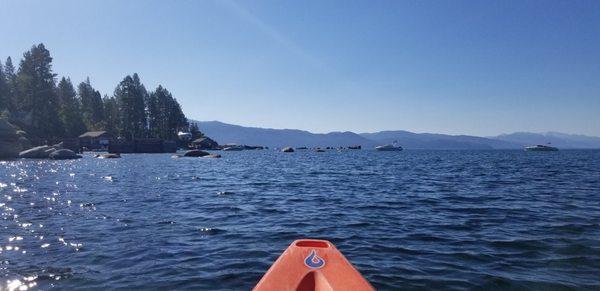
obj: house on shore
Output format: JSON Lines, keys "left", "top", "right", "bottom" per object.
{"left": 79, "top": 131, "right": 113, "bottom": 150}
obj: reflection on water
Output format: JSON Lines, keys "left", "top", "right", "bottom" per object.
{"left": 1, "top": 150, "right": 600, "bottom": 290}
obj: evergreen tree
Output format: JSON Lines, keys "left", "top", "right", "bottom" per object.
{"left": 2, "top": 44, "right": 191, "bottom": 143}
{"left": 57, "top": 77, "right": 87, "bottom": 137}
{"left": 4, "top": 57, "right": 18, "bottom": 112}
{"left": 78, "top": 77, "right": 104, "bottom": 129}
{"left": 189, "top": 122, "right": 203, "bottom": 139}
{"left": 16, "top": 44, "right": 63, "bottom": 140}
{"left": 132, "top": 73, "right": 149, "bottom": 137}
{"left": 102, "top": 95, "right": 119, "bottom": 135}
{"left": 148, "top": 85, "right": 188, "bottom": 140}
{"left": 146, "top": 90, "right": 159, "bottom": 137}
{"left": 168, "top": 97, "right": 188, "bottom": 136}
{"left": 114, "top": 75, "right": 146, "bottom": 140}
{"left": 0, "top": 60, "right": 7, "bottom": 112}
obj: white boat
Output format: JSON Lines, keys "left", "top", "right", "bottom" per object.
{"left": 525, "top": 144, "right": 558, "bottom": 151}
{"left": 375, "top": 141, "right": 403, "bottom": 151}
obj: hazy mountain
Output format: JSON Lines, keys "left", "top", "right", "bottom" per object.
{"left": 492, "top": 132, "right": 600, "bottom": 148}
{"left": 190, "top": 120, "right": 600, "bottom": 149}
{"left": 192, "top": 121, "right": 376, "bottom": 148}
{"left": 360, "top": 131, "right": 521, "bottom": 150}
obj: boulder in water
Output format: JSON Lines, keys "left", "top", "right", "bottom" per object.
{"left": 191, "top": 137, "right": 219, "bottom": 150}
{"left": 282, "top": 147, "right": 295, "bottom": 153}
{"left": 203, "top": 154, "right": 222, "bottom": 158}
{"left": 45, "top": 147, "right": 60, "bottom": 155}
{"left": 19, "top": 145, "right": 53, "bottom": 159}
{"left": 183, "top": 150, "right": 210, "bottom": 157}
{"left": 95, "top": 153, "right": 121, "bottom": 159}
{"left": 49, "top": 149, "right": 82, "bottom": 160}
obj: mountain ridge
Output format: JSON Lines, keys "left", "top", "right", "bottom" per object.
{"left": 190, "top": 120, "right": 600, "bottom": 149}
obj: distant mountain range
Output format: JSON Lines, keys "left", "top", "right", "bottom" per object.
{"left": 191, "top": 120, "right": 600, "bottom": 149}
{"left": 492, "top": 132, "right": 600, "bottom": 149}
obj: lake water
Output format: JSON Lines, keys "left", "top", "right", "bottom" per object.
{"left": 1, "top": 150, "right": 599, "bottom": 290}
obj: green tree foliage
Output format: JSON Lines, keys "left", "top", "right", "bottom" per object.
{"left": 4, "top": 57, "right": 18, "bottom": 112}
{"left": 0, "top": 60, "right": 7, "bottom": 112}
{"left": 78, "top": 78, "right": 105, "bottom": 130}
{"left": 147, "top": 85, "right": 188, "bottom": 140}
{"left": 189, "top": 122, "right": 204, "bottom": 139}
{"left": 57, "top": 77, "right": 87, "bottom": 137}
{"left": 16, "top": 44, "right": 63, "bottom": 141}
{"left": 114, "top": 75, "right": 147, "bottom": 139}
{"left": 102, "top": 95, "right": 120, "bottom": 135}
{"left": 2, "top": 44, "right": 190, "bottom": 143}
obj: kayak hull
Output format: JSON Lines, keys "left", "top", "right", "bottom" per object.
{"left": 254, "top": 239, "right": 374, "bottom": 291}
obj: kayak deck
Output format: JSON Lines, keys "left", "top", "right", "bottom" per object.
{"left": 254, "top": 239, "right": 374, "bottom": 291}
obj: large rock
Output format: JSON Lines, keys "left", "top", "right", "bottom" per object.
{"left": 49, "top": 149, "right": 82, "bottom": 160}
{"left": 183, "top": 150, "right": 210, "bottom": 157}
{"left": 202, "top": 154, "right": 222, "bottom": 158}
{"left": 192, "top": 137, "right": 219, "bottom": 150}
{"left": 19, "top": 145, "right": 53, "bottom": 159}
{"left": 282, "top": 147, "right": 295, "bottom": 153}
{"left": 95, "top": 153, "right": 121, "bottom": 159}
{"left": 0, "top": 119, "right": 21, "bottom": 159}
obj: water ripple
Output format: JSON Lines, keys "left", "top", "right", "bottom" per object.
{"left": 0, "top": 150, "right": 599, "bottom": 290}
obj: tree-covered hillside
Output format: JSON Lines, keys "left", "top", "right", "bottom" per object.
{"left": 0, "top": 43, "right": 189, "bottom": 143}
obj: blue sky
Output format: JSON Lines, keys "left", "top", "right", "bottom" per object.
{"left": 1, "top": 0, "right": 599, "bottom": 136}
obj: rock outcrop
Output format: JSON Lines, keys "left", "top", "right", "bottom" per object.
{"left": 0, "top": 119, "right": 21, "bottom": 159}
{"left": 19, "top": 145, "right": 53, "bottom": 159}
{"left": 183, "top": 150, "right": 210, "bottom": 157}
{"left": 282, "top": 147, "right": 295, "bottom": 153}
{"left": 49, "top": 149, "right": 82, "bottom": 160}
{"left": 192, "top": 137, "right": 219, "bottom": 150}
{"left": 203, "top": 154, "right": 222, "bottom": 158}
{"left": 95, "top": 153, "right": 121, "bottom": 159}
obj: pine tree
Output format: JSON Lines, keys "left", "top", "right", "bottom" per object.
{"left": 146, "top": 90, "right": 159, "bottom": 137}
{"left": 102, "top": 95, "right": 119, "bottom": 135}
{"left": 16, "top": 44, "right": 63, "bottom": 141}
{"left": 114, "top": 75, "right": 146, "bottom": 140}
{"left": 57, "top": 77, "right": 87, "bottom": 137}
{"left": 132, "top": 73, "right": 148, "bottom": 137}
{"left": 78, "top": 77, "right": 104, "bottom": 129}
{"left": 169, "top": 97, "right": 188, "bottom": 137}
{"left": 4, "top": 57, "right": 17, "bottom": 112}
{"left": 189, "top": 122, "right": 203, "bottom": 139}
{"left": 0, "top": 60, "right": 7, "bottom": 112}
{"left": 148, "top": 85, "right": 188, "bottom": 140}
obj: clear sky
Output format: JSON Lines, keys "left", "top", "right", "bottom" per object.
{"left": 1, "top": 0, "right": 599, "bottom": 136}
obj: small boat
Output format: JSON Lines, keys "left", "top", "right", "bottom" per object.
{"left": 525, "top": 144, "right": 558, "bottom": 151}
{"left": 375, "top": 141, "right": 402, "bottom": 151}
{"left": 254, "top": 239, "right": 374, "bottom": 291}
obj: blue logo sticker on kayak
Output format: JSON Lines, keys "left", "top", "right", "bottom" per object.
{"left": 304, "top": 250, "right": 325, "bottom": 269}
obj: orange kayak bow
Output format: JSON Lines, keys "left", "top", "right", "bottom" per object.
{"left": 254, "top": 239, "right": 374, "bottom": 291}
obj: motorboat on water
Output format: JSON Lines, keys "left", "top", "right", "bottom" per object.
{"left": 525, "top": 144, "right": 558, "bottom": 151}
{"left": 375, "top": 141, "right": 403, "bottom": 151}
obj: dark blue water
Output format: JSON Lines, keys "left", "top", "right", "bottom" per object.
{"left": 1, "top": 150, "right": 600, "bottom": 290}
